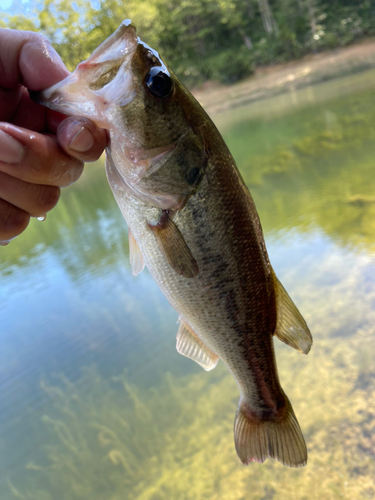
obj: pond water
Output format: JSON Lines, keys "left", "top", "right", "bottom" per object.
{"left": 1, "top": 69, "right": 375, "bottom": 500}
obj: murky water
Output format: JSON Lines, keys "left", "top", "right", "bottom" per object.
{"left": 1, "top": 70, "right": 375, "bottom": 500}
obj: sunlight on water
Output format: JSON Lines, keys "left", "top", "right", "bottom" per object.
{"left": 1, "top": 70, "right": 375, "bottom": 499}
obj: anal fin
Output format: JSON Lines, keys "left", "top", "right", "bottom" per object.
{"left": 128, "top": 229, "right": 145, "bottom": 276}
{"left": 272, "top": 270, "right": 312, "bottom": 354}
{"left": 148, "top": 210, "right": 199, "bottom": 278}
{"left": 176, "top": 319, "right": 219, "bottom": 371}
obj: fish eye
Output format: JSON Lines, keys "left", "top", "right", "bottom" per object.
{"left": 145, "top": 67, "right": 173, "bottom": 98}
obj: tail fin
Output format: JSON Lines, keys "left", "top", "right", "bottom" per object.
{"left": 234, "top": 397, "right": 307, "bottom": 467}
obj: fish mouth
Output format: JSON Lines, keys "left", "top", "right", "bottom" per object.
{"left": 31, "top": 20, "right": 138, "bottom": 129}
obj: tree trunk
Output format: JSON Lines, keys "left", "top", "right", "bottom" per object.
{"left": 238, "top": 26, "right": 253, "bottom": 49}
{"left": 243, "top": 34, "right": 253, "bottom": 49}
{"left": 257, "top": 0, "right": 279, "bottom": 36}
{"left": 307, "top": 0, "right": 317, "bottom": 36}
{"left": 246, "top": 1, "right": 254, "bottom": 20}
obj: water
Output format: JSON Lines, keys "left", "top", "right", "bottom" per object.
{"left": 1, "top": 70, "right": 375, "bottom": 499}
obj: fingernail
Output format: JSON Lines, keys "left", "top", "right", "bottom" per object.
{"left": 69, "top": 126, "right": 94, "bottom": 153}
{"left": 0, "top": 240, "right": 10, "bottom": 246}
{"left": 0, "top": 129, "right": 26, "bottom": 164}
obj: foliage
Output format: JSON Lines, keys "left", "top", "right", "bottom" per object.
{"left": 1, "top": 0, "right": 375, "bottom": 84}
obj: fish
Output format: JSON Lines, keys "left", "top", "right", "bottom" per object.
{"left": 32, "top": 20, "right": 313, "bottom": 467}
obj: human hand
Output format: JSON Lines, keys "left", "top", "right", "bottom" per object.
{"left": 0, "top": 29, "right": 108, "bottom": 245}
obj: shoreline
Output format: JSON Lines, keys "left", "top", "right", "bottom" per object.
{"left": 191, "top": 38, "right": 375, "bottom": 116}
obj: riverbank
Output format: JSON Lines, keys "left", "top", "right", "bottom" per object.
{"left": 192, "top": 38, "right": 375, "bottom": 116}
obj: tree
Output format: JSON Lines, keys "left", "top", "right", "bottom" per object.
{"left": 258, "top": 0, "right": 279, "bottom": 35}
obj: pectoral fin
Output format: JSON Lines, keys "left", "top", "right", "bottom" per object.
{"left": 148, "top": 211, "right": 199, "bottom": 278}
{"left": 176, "top": 319, "right": 219, "bottom": 371}
{"left": 272, "top": 271, "right": 312, "bottom": 354}
{"left": 128, "top": 229, "right": 145, "bottom": 276}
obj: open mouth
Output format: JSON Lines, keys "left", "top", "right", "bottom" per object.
{"left": 30, "top": 20, "right": 139, "bottom": 129}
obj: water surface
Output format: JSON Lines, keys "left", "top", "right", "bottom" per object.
{"left": 1, "top": 70, "right": 375, "bottom": 500}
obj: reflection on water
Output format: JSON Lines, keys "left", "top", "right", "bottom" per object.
{"left": 1, "top": 70, "right": 375, "bottom": 499}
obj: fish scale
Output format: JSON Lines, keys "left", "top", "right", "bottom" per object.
{"left": 33, "top": 20, "right": 312, "bottom": 467}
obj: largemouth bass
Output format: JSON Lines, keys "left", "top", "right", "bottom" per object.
{"left": 34, "top": 20, "right": 312, "bottom": 467}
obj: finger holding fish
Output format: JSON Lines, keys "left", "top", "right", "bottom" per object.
{"left": 0, "top": 123, "right": 84, "bottom": 186}
{"left": 0, "top": 198, "right": 29, "bottom": 245}
{"left": 0, "top": 169, "right": 60, "bottom": 216}
{"left": 56, "top": 116, "right": 108, "bottom": 162}
{"left": 0, "top": 28, "right": 109, "bottom": 244}
{"left": 0, "top": 124, "right": 62, "bottom": 242}
{"left": 0, "top": 117, "right": 108, "bottom": 243}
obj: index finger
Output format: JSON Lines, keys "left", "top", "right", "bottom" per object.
{"left": 0, "top": 29, "right": 69, "bottom": 90}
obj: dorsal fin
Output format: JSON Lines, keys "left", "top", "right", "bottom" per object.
{"left": 272, "top": 271, "right": 312, "bottom": 354}
{"left": 128, "top": 228, "right": 145, "bottom": 276}
{"left": 176, "top": 318, "right": 219, "bottom": 371}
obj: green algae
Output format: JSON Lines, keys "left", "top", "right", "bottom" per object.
{"left": 8, "top": 338, "right": 375, "bottom": 499}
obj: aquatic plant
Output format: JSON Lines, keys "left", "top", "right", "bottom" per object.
{"left": 224, "top": 79, "right": 375, "bottom": 254}
{"left": 7, "top": 336, "right": 375, "bottom": 500}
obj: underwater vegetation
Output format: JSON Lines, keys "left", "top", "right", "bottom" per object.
{"left": 221, "top": 73, "right": 375, "bottom": 255}
{"left": 7, "top": 309, "right": 375, "bottom": 500}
